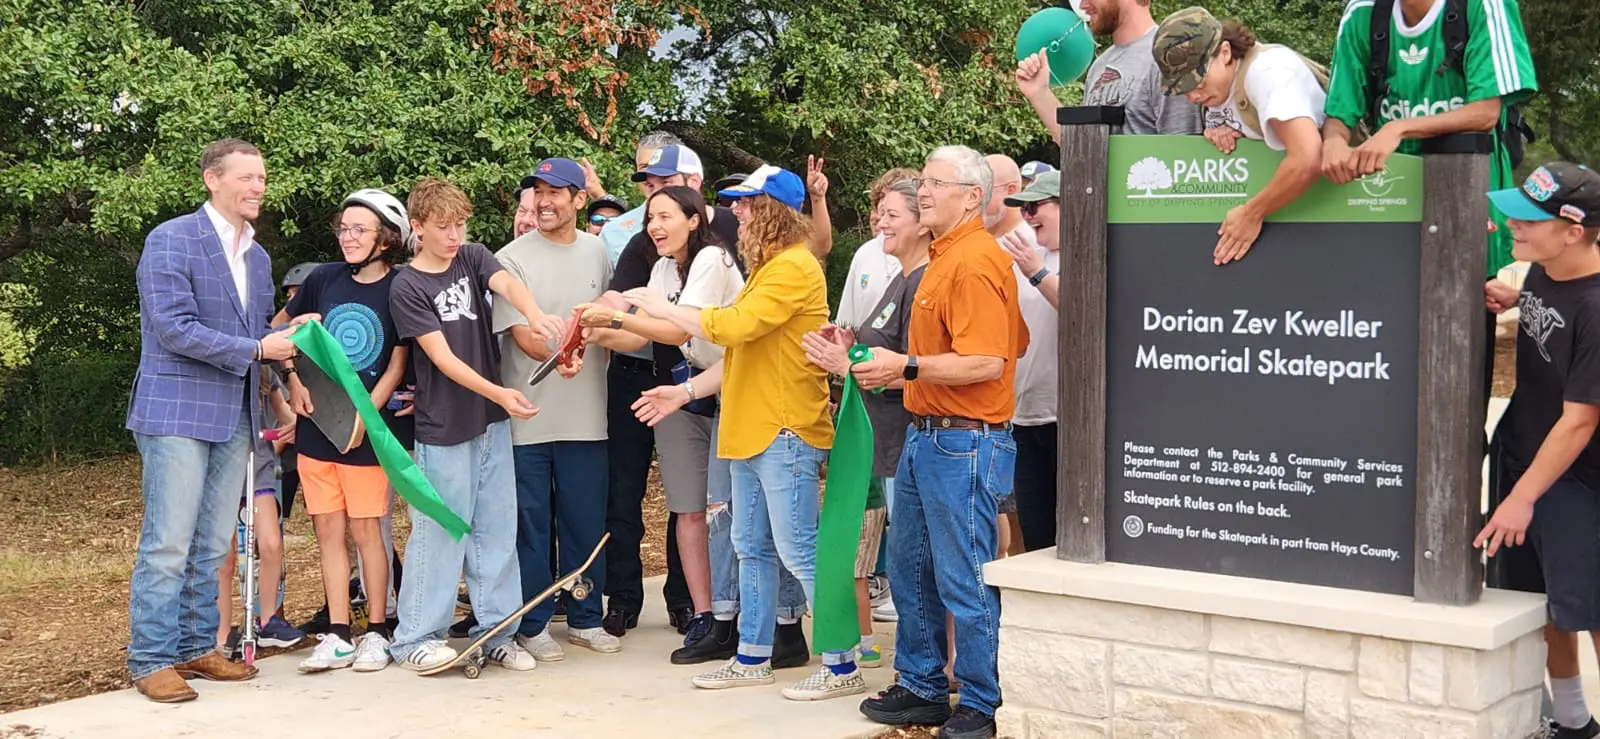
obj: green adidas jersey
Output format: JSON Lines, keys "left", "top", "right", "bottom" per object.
{"left": 1326, "top": 0, "right": 1537, "bottom": 275}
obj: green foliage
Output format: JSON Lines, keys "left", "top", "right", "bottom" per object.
{"left": 0, "top": 349, "right": 136, "bottom": 466}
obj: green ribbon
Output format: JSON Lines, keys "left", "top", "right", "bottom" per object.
{"left": 288, "top": 320, "right": 471, "bottom": 540}
{"left": 813, "top": 344, "right": 876, "bottom": 655}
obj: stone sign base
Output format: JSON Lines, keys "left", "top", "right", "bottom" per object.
{"left": 986, "top": 551, "right": 1549, "bottom": 738}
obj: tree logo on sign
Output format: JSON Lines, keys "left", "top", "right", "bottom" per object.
{"left": 1127, "top": 157, "right": 1174, "bottom": 197}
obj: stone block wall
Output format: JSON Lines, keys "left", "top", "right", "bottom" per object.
{"left": 993, "top": 590, "right": 1545, "bottom": 739}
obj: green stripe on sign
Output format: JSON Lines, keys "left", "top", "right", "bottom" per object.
{"left": 1107, "top": 136, "right": 1422, "bottom": 224}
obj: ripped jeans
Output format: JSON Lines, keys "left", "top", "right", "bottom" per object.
{"left": 709, "top": 412, "right": 806, "bottom": 620}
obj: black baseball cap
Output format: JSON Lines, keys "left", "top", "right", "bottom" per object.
{"left": 1488, "top": 161, "right": 1600, "bottom": 227}
{"left": 586, "top": 194, "right": 628, "bottom": 216}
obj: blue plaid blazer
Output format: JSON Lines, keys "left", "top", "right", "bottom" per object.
{"left": 126, "top": 208, "right": 273, "bottom": 443}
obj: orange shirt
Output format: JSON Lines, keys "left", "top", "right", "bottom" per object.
{"left": 904, "top": 218, "right": 1029, "bottom": 423}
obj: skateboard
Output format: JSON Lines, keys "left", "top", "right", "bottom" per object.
{"left": 296, "top": 358, "right": 362, "bottom": 453}
{"left": 527, "top": 307, "right": 588, "bottom": 387}
{"left": 420, "top": 532, "right": 609, "bottom": 678}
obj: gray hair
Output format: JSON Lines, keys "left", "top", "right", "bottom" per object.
{"left": 637, "top": 130, "right": 683, "bottom": 152}
{"left": 885, "top": 180, "right": 923, "bottom": 221}
{"left": 926, "top": 145, "right": 992, "bottom": 213}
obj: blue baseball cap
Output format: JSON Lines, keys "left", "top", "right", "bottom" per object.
{"left": 1488, "top": 161, "right": 1600, "bottom": 227}
{"left": 715, "top": 164, "right": 806, "bottom": 211}
{"left": 515, "top": 158, "right": 586, "bottom": 199}
{"left": 631, "top": 144, "right": 705, "bottom": 182}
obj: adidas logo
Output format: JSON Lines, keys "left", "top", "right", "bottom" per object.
{"left": 1399, "top": 44, "right": 1428, "bottom": 66}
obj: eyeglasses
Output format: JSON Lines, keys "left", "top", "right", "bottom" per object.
{"left": 913, "top": 177, "right": 980, "bottom": 191}
{"left": 331, "top": 225, "right": 377, "bottom": 239}
{"left": 1020, "top": 199, "right": 1058, "bottom": 218}
{"left": 590, "top": 214, "right": 615, "bottom": 226}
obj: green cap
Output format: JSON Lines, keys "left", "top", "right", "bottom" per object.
{"left": 1003, "top": 170, "right": 1061, "bottom": 207}
{"left": 1154, "top": 6, "right": 1223, "bottom": 97}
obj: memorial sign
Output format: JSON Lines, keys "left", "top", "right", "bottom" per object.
{"left": 1101, "top": 135, "right": 1425, "bottom": 596}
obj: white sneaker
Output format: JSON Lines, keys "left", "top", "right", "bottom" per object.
{"left": 489, "top": 642, "right": 537, "bottom": 671}
{"left": 298, "top": 634, "right": 357, "bottom": 673}
{"left": 351, "top": 632, "right": 390, "bottom": 672}
{"left": 782, "top": 664, "right": 868, "bottom": 701}
{"left": 692, "top": 656, "right": 775, "bottom": 690}
{"left": 517, "top": 629, "right": 566, "bottom": 662}
{"left": 396, "top": 640, "right": 457, "bottom": 672}
{"left": 868, "top": 575, "right": 890, "bottom": 607}
{"left": 871, "top": 598, "right": 897, "bottom": 623}
{"left": 568, "top": 626, "right": 622, "bottom": 653}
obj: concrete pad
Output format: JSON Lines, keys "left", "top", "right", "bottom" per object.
{"left": 0, "top": 577, "right": 898, "bottom": 739}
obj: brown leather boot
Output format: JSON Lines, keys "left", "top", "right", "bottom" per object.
{"left": 134, "top": 668, "right": 197, "bottom": 703}
{"left": 174, "top": 651, "right": 258, "bottom": 682}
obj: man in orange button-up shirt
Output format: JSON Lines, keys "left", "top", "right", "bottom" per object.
{"left": 852, "top": 145, "right": 1027, "bottom": 739}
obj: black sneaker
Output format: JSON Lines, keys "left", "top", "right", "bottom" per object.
{"left": 449, "top": 613, "right": 478, "bottom": 639}
{"left": 602, "top": 609, "right": 638, "bottom": 638}
{"left": 297, "top": 603, "right": 332, "bottom": 636}
{"left": 773, "top": 621, "right": 810, "bottom": 669}
{"left": 860, "top": 684, "right": 953, "bottom": 726}
{"left": 1553, "top": 717, "right": 1600, "bottom": 739}
{"left": 679, "top": 612, "right": 714, "bottom": 648}
{"left": 668, "top": 606, "right": 695, "bottom": 634}
{"left": 552, "top": 596, "right": 567, "bottom": 623}
{"left": 671, "top": 615, "right": 737, "bottom": 665}
{"left": 938, "top": 706, "right": 996, "bottom": 739}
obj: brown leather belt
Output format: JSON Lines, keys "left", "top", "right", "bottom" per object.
{"left": 911, "top": 415, "right": 1012, "bottom": 431}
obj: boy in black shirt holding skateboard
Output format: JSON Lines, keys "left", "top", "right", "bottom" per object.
{"left": 1480, "top": 161, "right": 1600, "bottom": 739}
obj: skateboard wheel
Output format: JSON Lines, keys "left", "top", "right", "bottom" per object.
{"left": 570, "top": 583, "right": 589, "bottom": 601}
{"left": 464, "top": 664, "right": 481, "bottom": 679}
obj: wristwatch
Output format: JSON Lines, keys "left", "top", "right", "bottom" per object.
{"left": 903, "top": 355, "right": 919, "bottom": 382}
{"left": 1029, "top": 267, "right": 1052, "bottom": 287}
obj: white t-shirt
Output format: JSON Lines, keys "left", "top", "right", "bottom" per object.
{"left": 648, "top": 245, "right": 744, "bottom": 369}
{"left": 835, "top": 235, "right": 901, "bottom": 329}
{"left": 1006, "top": 225, "right": 1060, "bottom": 426}
{"left": 1203, "top": 45, "right": 1327, "bottom": 151}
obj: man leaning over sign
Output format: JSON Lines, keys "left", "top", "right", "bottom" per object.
{"left": 1153, "top": 7, "right": 1328, "bottom": 266}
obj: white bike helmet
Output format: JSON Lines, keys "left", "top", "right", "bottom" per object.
{"left": 340, "top": 188, "right": 412, "bottom": 268}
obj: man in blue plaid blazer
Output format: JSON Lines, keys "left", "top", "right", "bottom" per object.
{"left": 124, "top": 139, "right": 307, "bottom": 703}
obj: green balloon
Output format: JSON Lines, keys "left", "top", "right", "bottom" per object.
{"left": 1015, "top": 7, "right": 1096, "bottom": 85}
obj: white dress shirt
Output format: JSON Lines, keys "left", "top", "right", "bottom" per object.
{"left": 203, "top": 201, "right": 254, "bottom": 313}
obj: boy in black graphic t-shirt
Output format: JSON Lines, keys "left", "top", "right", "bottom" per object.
{"left": 384, "top": 178, "right": 567, "bottom": 674}
{"left": 1480, "top": 161, "right": 1600, "bottom": 739}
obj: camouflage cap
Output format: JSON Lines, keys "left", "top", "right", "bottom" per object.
{"left": 1154, "top": 6, "right": 1223, "bottom": 97}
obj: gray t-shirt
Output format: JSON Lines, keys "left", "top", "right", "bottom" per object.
{"left": 390, "top": 242, "right": 508, "bottom": 447}
{"left": 492, "top": 229, "right": 613, "bottom": 445}
{"left": 1083, "top": 26, "right": 1203, "bottom": 136}
{"left": 856, "top": 265, "right": 926, "bottom": 478}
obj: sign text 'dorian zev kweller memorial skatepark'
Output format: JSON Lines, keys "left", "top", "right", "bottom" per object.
{"left": 1103, "top": 136, "right": 1424, "bottom": 596}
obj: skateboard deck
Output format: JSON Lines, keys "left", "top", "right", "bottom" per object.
{"left": 527, "top": 307, "right": 588, "bottom": 387}
{"left": 420, "top": 532, "right": 609, "bottom": 678}
{"left": 296, "top": 358, "right": 362, "bottom": 454}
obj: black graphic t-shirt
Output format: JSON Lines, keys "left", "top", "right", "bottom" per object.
{"left": 285, "top": 263, "right": 406, "bottom": 465}
{"left": 1500, "top": 265, "right": 1600, "bottom": 488}
{"left": 390, "top": 243, "right": 509, "bottom": 447}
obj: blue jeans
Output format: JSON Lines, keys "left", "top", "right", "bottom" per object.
{"left": 392, "top": 421, "right": 522, "bottom": 660}
{"left": 889, "top": 424, "right": 1015, "bottom": 716}
{"left": 128, "top": 410, "right": 251, "bottom": 679}
{"left": 512, "top": 441, "right": 608, "bottom": 634}
{"left": 708, "top": 414, "right": 805, "bottom": 619}
{"left": 730, "top": 430, "right": 849, "bottom": 664}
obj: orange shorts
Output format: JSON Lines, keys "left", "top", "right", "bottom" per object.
{"left": 298, "top": 457, "right": 390, "bottom": 519}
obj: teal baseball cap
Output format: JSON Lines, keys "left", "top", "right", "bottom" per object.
{"left": 1488, "top": 161, "right": 1600, "bottom": 226}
